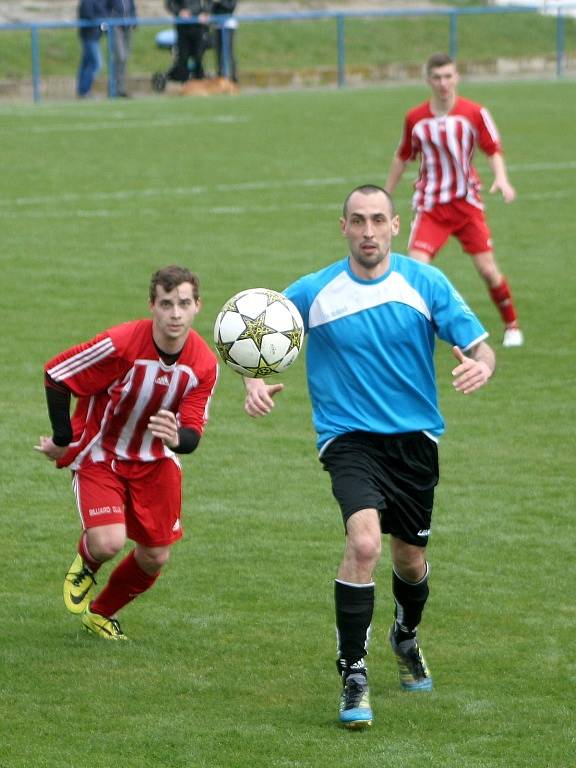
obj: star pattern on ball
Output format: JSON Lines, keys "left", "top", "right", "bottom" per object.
{"left": 283, "top": 325, "right": 303, "bottom": 352}
{"left": 215, "top": 338, "right": 235, "bottom": 364}
{"left": 237, "top": 311, "right": 275, "bottom": 349}
{"left": 250, "top": 363, "right": 279, "bottom": 378}
{"left": 263, "top": 289, "right": 282, "bottom": 304}
{"left": 221, "top": 297, "right": 240, "bottom": 313}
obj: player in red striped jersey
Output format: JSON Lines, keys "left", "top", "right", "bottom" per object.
{"left": 385, "top": 53, "right": 523, "bottom": 348}
{"left": 35, "top": 266, "right": 219, "bottom": 639}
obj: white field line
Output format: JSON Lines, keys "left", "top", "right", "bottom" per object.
{"left": 0, "top": 192, "right": 570, "bottom": 220}
{"left": 1, "top": 177, "right": 351, "bottom": 208}
{"left": 0, "top": 115, "right": 249, "bottom": 133}
{"left": 0, "top": 202, "right": 341, "bottom": 219}
{"left": 0, "top": 164, "right": 573, "bottom": 215}
{"left": 507, "top": 161, "right": 576, "bottom": 172}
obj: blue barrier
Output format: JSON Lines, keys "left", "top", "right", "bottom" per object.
{"left": 0, "top": 4, "right": 574, "bottom": 103}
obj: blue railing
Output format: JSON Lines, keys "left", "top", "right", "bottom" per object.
{"left": 0, "top": 4, "right": 574, "bottom": 103}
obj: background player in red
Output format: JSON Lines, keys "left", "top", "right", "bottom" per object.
{"left": 35, "top": 265, "right": 218, "bottom": 640}
{"left": 384, "top": 53, "right": 523, "bottom": 348}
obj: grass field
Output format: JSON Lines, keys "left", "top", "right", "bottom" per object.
{"left": 1, "top": 78, "right": 575, "bottom": 767}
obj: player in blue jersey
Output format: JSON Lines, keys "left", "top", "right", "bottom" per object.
{"left": 243, "top": 185, "right": 495, "bottom": 729}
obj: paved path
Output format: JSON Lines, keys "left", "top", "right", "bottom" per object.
{"left": 0, "top": 1, "right": 444, "bottom": 24}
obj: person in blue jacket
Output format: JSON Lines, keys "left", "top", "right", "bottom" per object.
{"left": 243, "top": 185, "right": 496, "bottom": 730}
{"left": 77, "top": 0, "right": 106, "bottom": 97}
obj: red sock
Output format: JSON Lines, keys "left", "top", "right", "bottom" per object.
{"left": 78, "top": 532, "right": 103, "bottom": 574}
{"left": 90, "top": 550, "right": 159, "bottom": 618}
{"left": 489, "top": 277, "right": 519, "bottom": 327}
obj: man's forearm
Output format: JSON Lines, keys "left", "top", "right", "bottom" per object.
{"left": 489, "top": 153, "right": 509, "bottom": 184}
{"left": 384, "top": 156, "right": 408, "bottom": 194}
{"left": 468, "top": 341, "right": 496, "bottom": 378}
{"left": 45, "top": 377, "right": 73, "bottom": 446}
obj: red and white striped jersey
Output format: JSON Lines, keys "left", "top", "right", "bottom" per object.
{"left": 396, "top": 96, "right": 503, "bottom": 211}
{"left": 45, "top": 319, "right": 218, "bottom": 470}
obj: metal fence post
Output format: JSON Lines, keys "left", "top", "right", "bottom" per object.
{"left": 106, "top": 23, "right": 116, "bottom": 97}
{"left": 556, "top": 9, "right": 565, "bottom": 78}
{"left": 222, "top": 24, "right": 231, "bottom": 80}
{"left": 337, "top": 14, "right": 345, "bottom": 88}
{"left": 31, "top": 25, "right": 41, "bottom": 103}
{"left": 449, "top": 11, "right": 458, "bottom": 60}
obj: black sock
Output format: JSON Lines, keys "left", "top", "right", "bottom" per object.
{"left": 392, "top": 564, "right": 429, "bottom": 639}
{"left": 335, "top": 580, "right": 374, "bottom": 674}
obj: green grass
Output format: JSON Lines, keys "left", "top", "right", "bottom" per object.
{"left": 0, "top": 10, "right": 574, "bottom": 79}
{"left": 1, "top": 79, "right": 575, "bottom": 767}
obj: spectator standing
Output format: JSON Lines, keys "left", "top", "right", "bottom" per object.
{"left": 385, "top": 53, "right": 523, "bottom": 347}
{"left": 77, "top": 0, "right": 106, "bottom": 97}
{"left": 165, "top": 0, "right": 211, "bottom": 82}
{"left": 211, "top": 0, "right": 238, "bottom": 82}
{"left": 106, "top": 0, "right": 137, "bottom": 98}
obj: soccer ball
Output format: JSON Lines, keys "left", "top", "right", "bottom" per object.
{"left": 214, "top": 288, "right": 304, "bottom": 378}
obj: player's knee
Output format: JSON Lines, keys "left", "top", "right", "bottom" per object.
{"left": 86, "top": 528, "right": 126, "bottom": 561}
{"left": 398, "top": 561, "right": 427, "bottom": 583}
{"left": 473, "top": 252, "right": 501, "bottom": 285}
{"left": 393, "top": 549, "right": 427, "bottom": 583}
{"left": 136, "top": 546, "right": 171, "bottom": 574}
{"left": 409, "top": 249, "right": 432, "bottom": 263}
{"left": 348, "top": 533, "right": 382, "bottom": 568}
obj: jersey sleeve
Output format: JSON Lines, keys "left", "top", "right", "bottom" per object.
{"left": 44, "top": 330, "right": 126, "bottom": 397}
{"left": 430, "top": 269, "right": 488, "bottom": 351}
{"left": 476, "top": 106, "right": 502, "bottom": 156}
{"left": 284, "top": 277, "right": 312, "bottom": 334}
{"left": 177, "top": 356, "right": 219, "bottom": 436}
{"left": 396, "top": 112, "right": 419, "bottom": 162}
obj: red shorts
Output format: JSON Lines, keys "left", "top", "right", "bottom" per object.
{"left": 408, "top": 199, "right": 493, "bottom": 257}
{"left": 72, "top": 458, "right": 183, "bottom": 548}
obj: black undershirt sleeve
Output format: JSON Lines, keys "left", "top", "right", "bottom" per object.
{"left": 174, "top": 427, "right": 201, "bottom": 454}
{"left": 45, "top": 374, "right": 73, "bottom": 446}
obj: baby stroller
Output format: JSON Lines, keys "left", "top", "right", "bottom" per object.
{"left": 152, "top": 28, "right": 180, "bottom": 92}
{"left": 151, "top": 25, "right": 213, "bottom": 92}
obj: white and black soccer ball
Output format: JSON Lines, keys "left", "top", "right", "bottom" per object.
{"left": 214, "top": 288, "right": 304, "bottom": 378}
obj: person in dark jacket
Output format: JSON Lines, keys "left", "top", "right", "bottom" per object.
{"left": 77, "top": 0, "right": 106, "bottom": 97}
{"left": 211, "top": 0, "right": 238, "bottom": 82}
{"left": 106, "top": 0, "right": 137, "bottom": 97}
{"left": 165, "top": 0, "right": 211, "bottom": 82}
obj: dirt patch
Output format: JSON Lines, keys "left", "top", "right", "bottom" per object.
{"left": 0, "top": 0, "right": 439, "bottom": 24}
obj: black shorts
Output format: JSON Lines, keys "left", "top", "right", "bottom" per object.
{"left": 319, "top": 431, "right": 439, "bottom": 547}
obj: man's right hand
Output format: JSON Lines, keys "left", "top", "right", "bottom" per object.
{"left": 34, "top": 436, "right": 68, "bottom": 462}
{"left": 244, "top": 378, "right": 284, "bottom": 417}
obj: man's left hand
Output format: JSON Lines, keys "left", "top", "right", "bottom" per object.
{"left": 489, "top": 179, "right": 516, "bottom": 203}
{"left": 451, "top": 346, "right": 492, "bottom": 394}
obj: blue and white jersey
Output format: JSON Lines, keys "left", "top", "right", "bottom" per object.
{"left": 284, "top": 253, "right": 488, "bottom": 451}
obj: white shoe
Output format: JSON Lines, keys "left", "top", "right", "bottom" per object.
{"left": 502, "top": 328, "right": 524, "bottom": 347}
